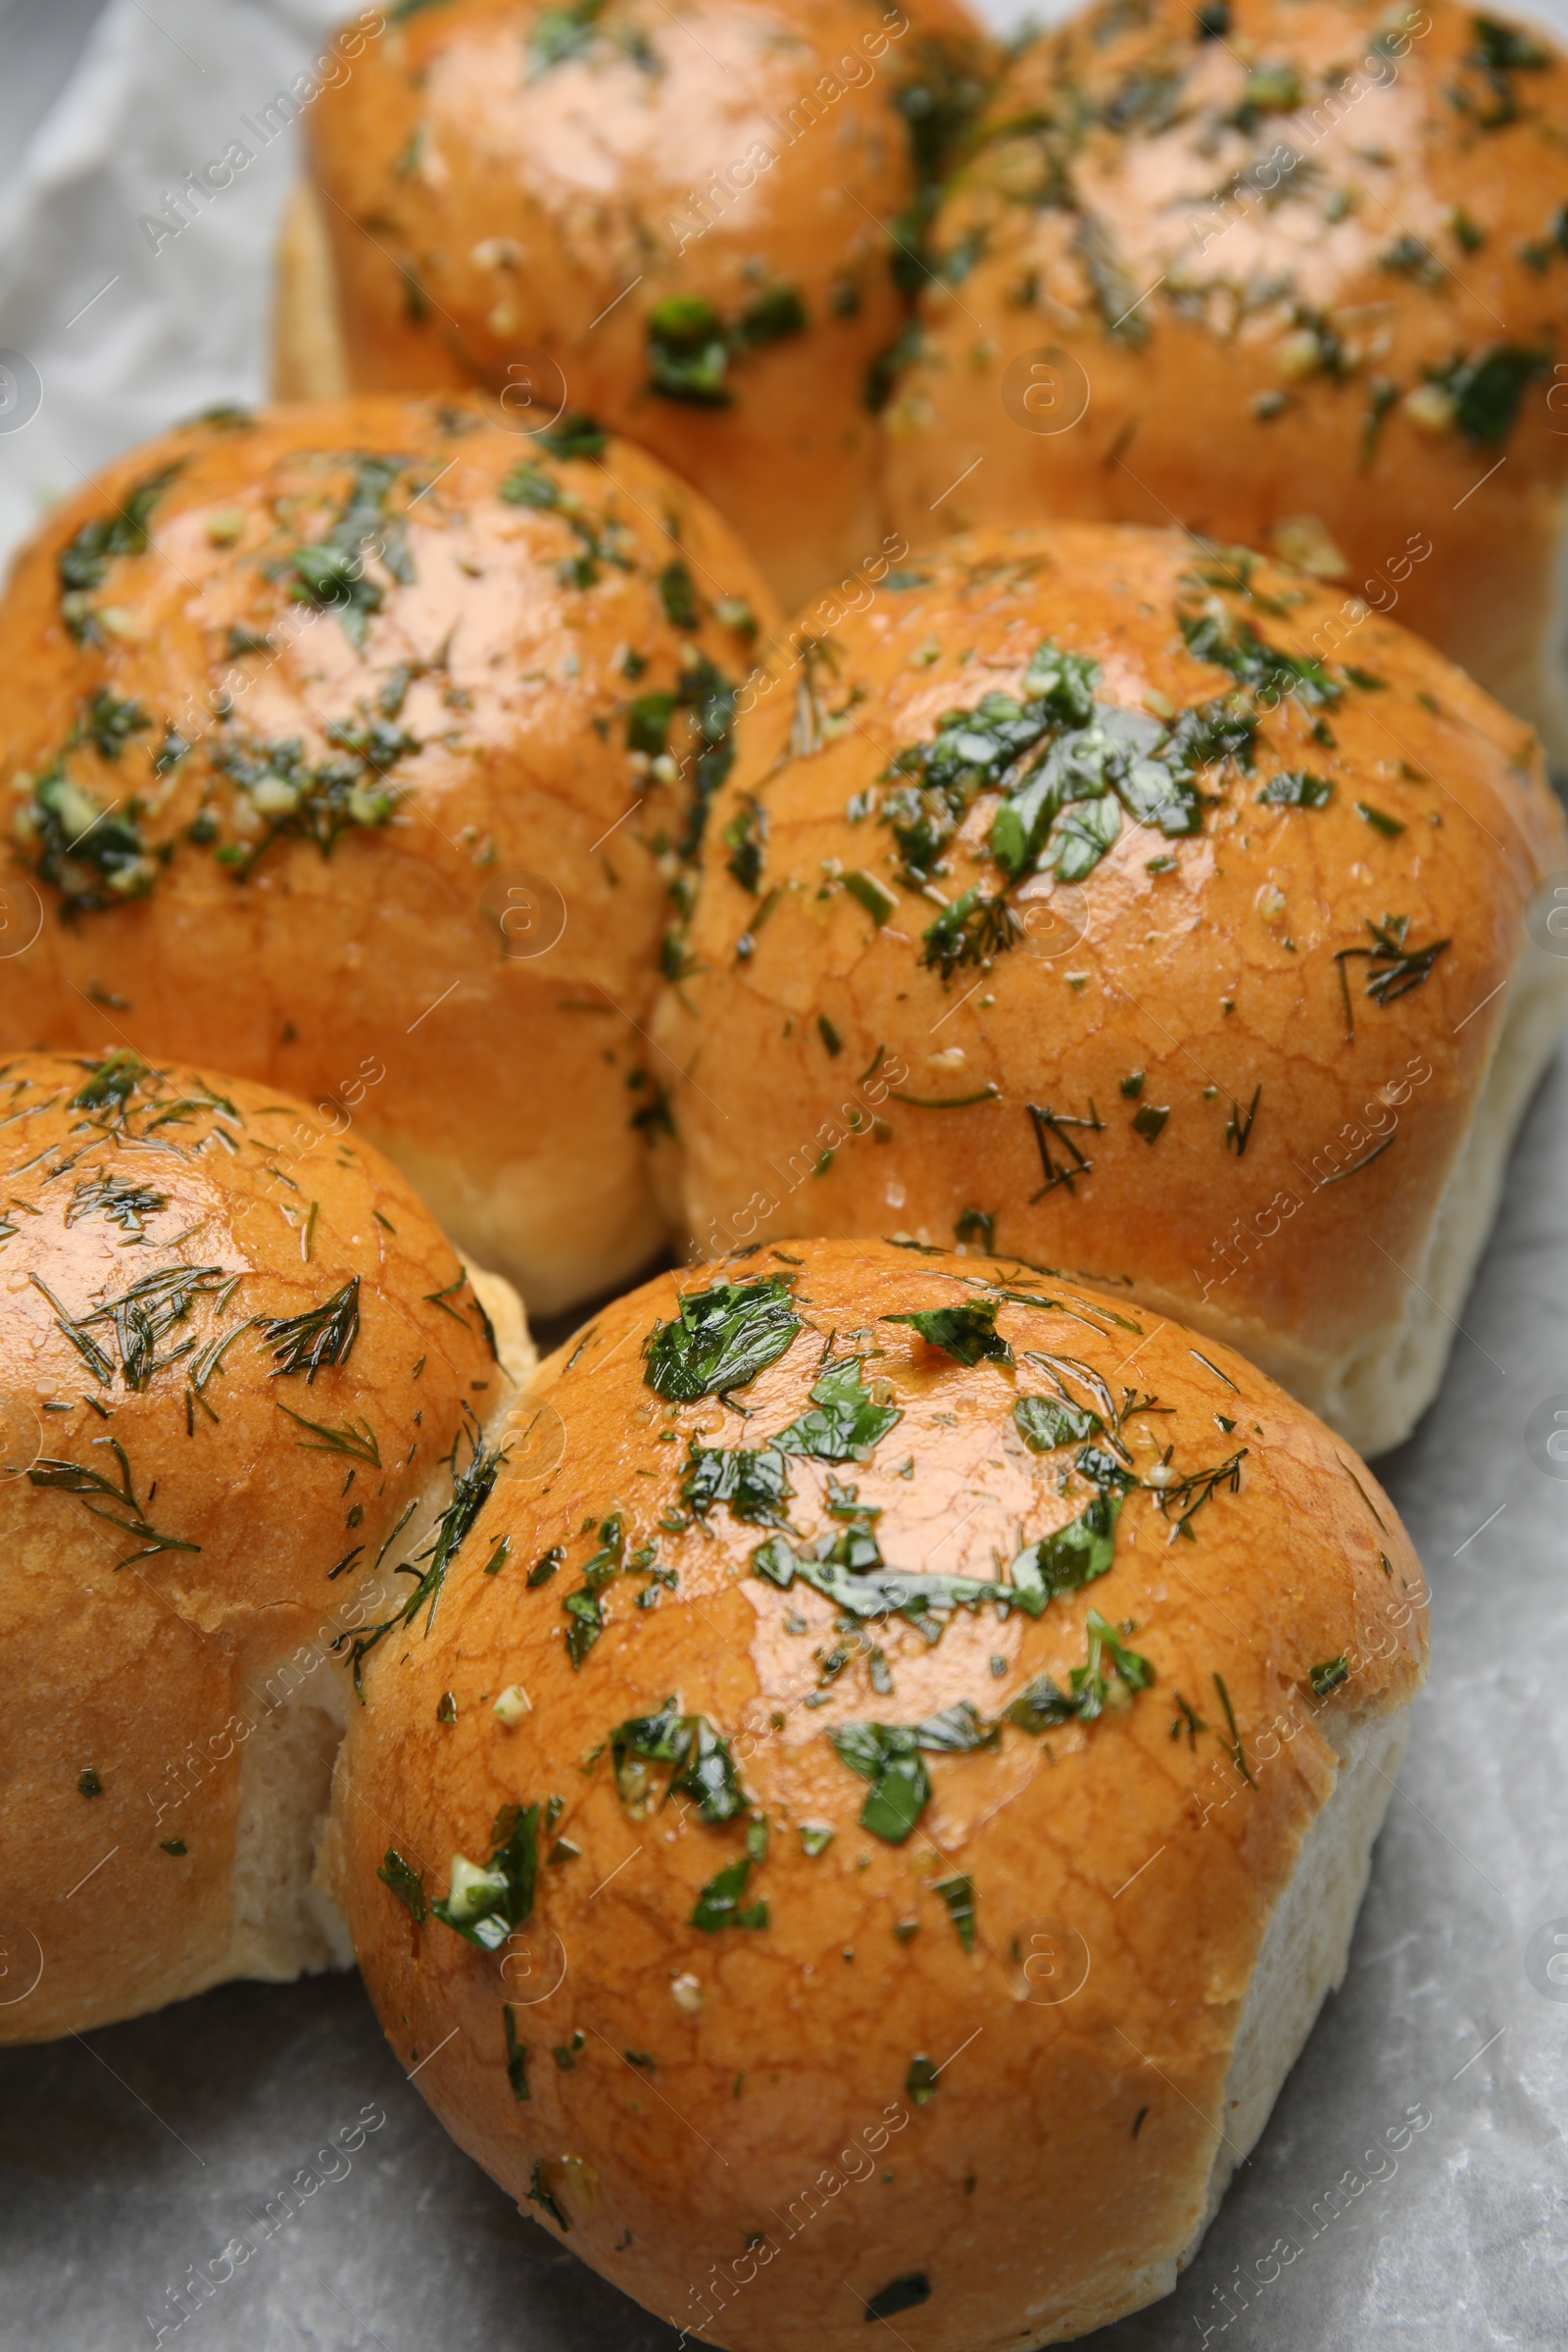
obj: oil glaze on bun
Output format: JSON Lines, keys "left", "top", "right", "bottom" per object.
{"left": 652, "top": 523, "right": 1568, "bottom": 1458}
{"left": 0, "top": 1050, "right": 530, "bottom": 2043}
{"left": 279, "top": 0, "right": 994, "bottom": 611}
{"left": 0, "top": 396, "right": 778, "bottom": 1313}
{"left": 330, "top": 1237, "right": 1426, "bottom": 2350}
{"left": 881, "top": 0, "right": 1568, "bottom": 757}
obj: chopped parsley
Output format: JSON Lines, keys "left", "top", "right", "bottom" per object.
{"left": 865, "top": 2275, "right": 931, "bottom": 2321}
{"left": 504, "top": 2007, "right": 530, "bottom": 2101}
{"left": 1013, "top": 1394, "right": 1101, "bottom": 1450}
{"left": 933, "top": 1872, "right": 976, "bottom": 1950}
{"left": 1006, "top": 1493, "right": 1121, "bottom": 1612}
{"left": 647, "top": 283, "right": 808, "bottom": 407}
{"left": 288, "top": 456, "right": 414, "bottom": 647}
{"left": 211, "top": 717, "right": 415, "bottom": 873}
{"left": 1180, "top": 610, "right": 1340, "bottom": 710}
{"left": 377, "top": 1846, "right": 428, "bottom": 1922}
{"left": 57, "top": 463, "right": 182, "bottom": 641}
{"left": 1257, "top": 769, "right": 1333, "bottom": 808}
{"left": 643, "top": 1275, "right": 800, "bottom": 1401}
{"left": 611, "top": 1696, "right": 750, "bottom": 1823}
{"left": 537, "top": 410, "right": 609, "bottom": 458}
{"left": 679, "top": 1440, "right": 793, "bottom": 1527}
{"left": 13, "top": 763, "right": 159, "bottom": 910}
{"left": 690, "top": 1854, "right": 767, "bottom": 1931}
{"left": 881, "top": 1300, "right": 1011, "bottom": 1367}
{"left": 431, "top": 1800, "right": 538, "bottom": 1950}
{"left": 770, "top": 1353, "right": 902, "bottom": 1461}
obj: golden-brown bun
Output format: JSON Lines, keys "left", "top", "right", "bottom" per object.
{"left": 332, "top": 1236, "right": 1427, "bottom": 2350}
{"left": 0, "top": 395, "right": 778, "bottom": 1312}
{"left": 284, "top": 0, "right": 995, "bottom": 612}
{"left": 652, "top": 522, "right": 1568, "bottom": 1458}
{"left": 881, "top": 0, "right": 1568, "bottom": 758}
{"left": 0, "top": 1050, "right": 530, "bottom": 2044}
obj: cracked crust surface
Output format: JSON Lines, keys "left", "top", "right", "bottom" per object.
{"left": 334, "top": 1235, "right": 1426, "bottom": 2351}
{"left": 881, "top": 0, "right": 1568, "bottom": 757}
{"left": 652, "top": 520, "right": 1568, "bottom": 1456}
{"left": 0, "top": 1051, "right": 513, "bottom": 2042}
{"left": 0, "top": 395, "right": 778, "bottom": 1312}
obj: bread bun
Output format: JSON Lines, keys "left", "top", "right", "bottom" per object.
{"left": 880, "top": 0, "right": 1568, "bottom": 758}
{"left": 651, "top": 522, "right": 1568, "bottom": 1458}
{"left": 0, "top": 1049, "right": 531, "bottom": 2043}
{"left": 281, "top": 0, "right": 995, "bottom": 611}
{"left": 331, "top": 1235, "right": 1426, "bottom": 2349}
{"left": 0, "top": 395, "right": 778, "bottom": 1312}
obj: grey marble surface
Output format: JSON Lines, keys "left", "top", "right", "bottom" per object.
{"left": 2, "top": 1026, "right": 1565, "bottom": 2352}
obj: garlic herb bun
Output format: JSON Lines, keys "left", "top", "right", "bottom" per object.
{"left": 0, "top": 1049, "right": 529, "bottom": 2044}
{"left": 331, "top": 1237, "right": 1426, "bottom": 2351}
{"left": 281, "top": 0, "right": 995, "bottom": 610}
{"left": 0, "top": 395, "right": 779, "bottom": 1313}
{"left": 881, "top": 0, "right": 1568, "bottom": 757}
{"left": 652, "top": 523, "right": 1568, "bottom": 1458}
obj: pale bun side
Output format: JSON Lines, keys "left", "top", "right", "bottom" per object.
{"left": 272, "top": 179, "right": 350, "bottom": 403}
{"left": 653, "top": 522, "right": 1568, "bottom": 1457}
{"left": 295, "top": 0, "right": 996, "bottom": 612}
{"left": 881, "top": 0, "right": 1568, "bottom": 757}
{"left": 0, "top": 1050, "right": 526, "bottom": 2043}
{"left": 0, "top": 395, "right": 780, "bottom": 1313}
{"left": 333, "top": 1237, "right": 1426, "bottom": 2351}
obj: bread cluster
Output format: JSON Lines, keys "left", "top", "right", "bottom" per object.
{"left": 5, "top": 0, "right": 1565, "bottom": 2334}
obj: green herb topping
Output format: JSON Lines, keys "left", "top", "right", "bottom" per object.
{"left": 881, "top": 1299, "right": 1012, "bottom": 1367}
{"left": 933, "top": 1872, "right": 976, "bottom": 1950}
{"left": 643, "top": 1275, "right": 800, "bottom": 1401}
{"left": 342, "top": 1425, "right": 506, "bottom": 1689}
{"left": 288, "top": 456, "right": 415, "bottom": 647}
{"left": 690, "top": 1854, "right": 768, "bottom": 1931}
{"left": 256, "top": 1276, "right": 360, "bottom": 1382}
{"left": 378, "top": 1846, "right": 429, "bottom": 1922}
{"left": 679, "top": 1440, "right": 793, "bottom": 1527}
{"left": 13, "top": 763, "right": 160, "bottom": 910}
{"left": 610, "top": 1696, "right": 750, "bottom": 1824}
{"left": 770, "top": 1352, "right": 903, "bottom": 1461}
{"left": 646, "top": 283, "right": 808, "bottom": 407}
{"left": 431, "top": 1801, "right": 538, "bottom": 1950}
{"left": 57, "top": 463, "right": 182, "bottom": 642}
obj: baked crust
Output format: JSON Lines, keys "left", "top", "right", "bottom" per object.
{"left": 0, "top": 395, "right": 778, "bottom": 1311}
{"left": 650, "top": 522, "right": 1568, "bottom": 1456}
{"left": 291, "top": 0, "right": 994, "bottom": 610}
{"left": 334, "top": 1236, "right": 1426, "bottom": 2350}
{"left": 0, "top": 1050, "right": 509, "bottom": 2042}
{"left": 881, "top": 0, "right": 1568, "bottom": 756}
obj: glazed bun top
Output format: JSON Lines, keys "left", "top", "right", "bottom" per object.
{"left": 0, "top": 396, "right": 778, "bottom": 1309}
{"left": 335, "top": 1236, "right": 1425, "bottom": 2352}
{"left": 0, "top": 1048, "right": 517, "bottom": 2039}
{"left": 881, "top": 0, "right": 1568, "bottom": 748}
{"left": 303, "top": 0, "right": 994, "bottom": 608}
{"left": 652, "top": 522, "right": 1567, "bottom": 1448}
{"left": 0, "top": 1048, "right": 506, "bottom": 1650}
